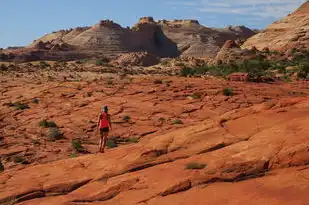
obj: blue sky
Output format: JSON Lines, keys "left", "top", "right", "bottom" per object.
{"left": 0, "top": 0, "right": 305, "bottom": 48}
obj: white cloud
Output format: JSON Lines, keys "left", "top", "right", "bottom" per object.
{"left": 166, "top": 0, "right": 305, "bottom": 19}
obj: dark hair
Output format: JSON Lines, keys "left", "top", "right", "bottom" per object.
{"left": 104, "top": 106, "right": 108, "bottom": 112}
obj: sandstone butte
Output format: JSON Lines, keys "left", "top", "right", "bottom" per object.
{"left": 242, "top": 1, "right": 309, "bottom": 52}
{"left": 0, "top": 17, "right": 256, "bottom": 62}
{"left": 1, "top": 73, "right": 309, "bottom": 205}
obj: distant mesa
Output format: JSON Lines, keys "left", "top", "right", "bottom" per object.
{"left": 2, "top": 16, "right": 258, "bottom": 62}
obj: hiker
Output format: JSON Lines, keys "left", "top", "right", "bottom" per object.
{"left": 97, "top": 106, "right": 112, "bottom": 153}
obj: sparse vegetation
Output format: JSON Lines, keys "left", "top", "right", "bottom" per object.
{"left": 223, "top": 88, "right": 233, "bottom": 96}
{"left": 71, "top": 140, "right": 84, "bottom": 152}
{"left": 95, "top": 59, "right": 106, "bottom": 66}
{"left": 47, "top": 128, "right": 63, "bottom": 141}
{"left": 39, "top": 61, "right": 50, "bottom": 69}
{"left": 0, "top": 161, "right": 4, "bottom": 172}
{"left": 106, "top": 139, "right": 118, "bottom": 149}
{"left": 39, "top": 120, "right": 57, "bottom": 128}
{"left": 70, "top": 153, "right": 78, "bottom": 158}
{"left": 190, "top": 93, "right": 201, "bottom": 99}
{"left": 126, "top": 137, "right": 139, "bottom": 143}
{"left": 123, "top": 115, "right": 131, "bottom": 122}
{"left": 32, "top": 98, "right": 39, "bottom": 104}
{"left": 13, "top": 156, "right": 29, "bottom": 164}
{"left": 297, "top": 62, "right": 309, "bottom": 79}
{"left": 185, "top": 162, "right": 207, "bottom": 170}
{"left": 173, "top": 119, "right": 183, "bottom": 125}
{"left": 8, "top": 102, "right": 30, "bottom": 110}
{"left": 0, "top": 64, "right": 8, "bottom": 71}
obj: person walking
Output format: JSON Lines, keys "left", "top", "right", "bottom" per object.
{"left": 97, "top": 106, "right": 112, "bottom": 153}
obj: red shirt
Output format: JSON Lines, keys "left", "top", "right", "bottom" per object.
{"left": 99, "top": 112, "right": 109, "bottom": 128}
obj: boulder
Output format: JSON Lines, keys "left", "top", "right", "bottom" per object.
{"left": 114, "top": 52, "right": 160, "bottom": 67}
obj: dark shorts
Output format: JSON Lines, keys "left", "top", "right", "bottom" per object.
{"left": 100, "top": 127, "right": 109, "bottom": 133}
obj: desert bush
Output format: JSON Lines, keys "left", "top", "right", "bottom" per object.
{"left": 47, "top": 128, "right": 63, "bottom": 141}
{"left": 223, "top": 88, "right": 233, "bottom": 96}
{"left": 8, "top": 102, "right": 30, "bottom": 110}
{"left": 0, "top": 64, "right": 8, "bottom": 71}
{"left": 107, "top": 139, "right": 118, "bottom": 149}
{"left": 71, "top": 140, "right": 84, "bottom": 152}
{"left": 70, "top": 153, "right": 78, "bottom": 158}
{"left": 185, "top": 162, "right": 207, "bottom": 170}
{"left": 39, "top": 61, "right": 50, "bottom": 69}
{"left": 297, "top": 62, "right": 309, "bottom": 79}
{"left": 180, "top": 67, "right": 195, "bottom": 77}
{"left": 0, "top": 161, "right": 4, "bottom": 172}
{"left": 190, "top": 93, "right": 201, "bottom": 99}
{"left": 95, "top": 59, "right": 107, "bottom": 66}
{"left": 13, "top": 156, "right": 29, "bottom": 164}
{"left": 32, "top": 98, "right": 39, "bottom": 104}
{"left": 123, "top": 115, "right": 131, "bottom": 122}
{"left": 39, "top": 120, "right": 57, "bottom": 128}
{"left": 173, "top": 119, "right": 183, "bottom": 125}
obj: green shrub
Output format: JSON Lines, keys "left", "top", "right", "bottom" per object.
{"left": 0, "top": 64, "right": 8, "bottom": 71}
{"left": 173, "top": 119, "right": 183, "bottom": 125}
{"left": 0, "top": 161, "right": 4, "bottom": 172}
{"left": 95, "top": 60, "right": 105, "bottom": 66}
{"left": 185, "top": 162, "right": 207, "bottom": 170}
{"left": 123, "top": 115, "right": 131, "bottom": 122}
{"left": 106, "top": 139, "right": 118, "bottom": 149}
{"left": 223, "top": 88, "right": 233, "bottom": 96}
{"left": 47, "top": 128, "right": 63, "bottom": 141}
{"left": 8, "top": 102, "right": 30, "bottom": 110}
{"left": 70, "top": 153, "right": 78, "bottom": 158}
{"left": 190, "top": 93, "right": 201, "bottom": 99}
{"left": 154, "top": 79, "right": 163, "bottom": 84}
{"left": 32, "top": 98, "right": 39, "bottom": 104}
{"left": 39, "top": 120, "right": 57, "bottom": 128}
{"left": 127, "top": 137, "right": 139, "bottom": 143}
{"left": 297, "top": 63, "right": 309, "bottom": 79}
{"left": 39, "top": 61, "right": 50, "bottom": 68}
{"left": 71, "top": 140, "right": 84, "bottom": 152}
{"left": 180, "top": 67, "right": 194, "bottom": 77}
{"left": 13, "top": 156, "right": 29, "bottom": 164}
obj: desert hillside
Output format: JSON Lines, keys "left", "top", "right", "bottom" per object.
{"left": 243, "top": 2, "right": 309, "bottom": 51}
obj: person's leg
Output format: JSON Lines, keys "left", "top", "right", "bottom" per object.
{"left": 102, "top": 132, "right": 108, "bottom": 152}
{"left": 99, "top": 130, "right": 104, "bottom": 152}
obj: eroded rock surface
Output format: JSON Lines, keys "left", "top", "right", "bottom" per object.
{"left": 1, "top": 72, "right": 309, "bottom": 204}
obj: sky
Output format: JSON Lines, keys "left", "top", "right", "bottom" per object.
{"left": 0, "top": 0, "right": 305, "bottom": 48}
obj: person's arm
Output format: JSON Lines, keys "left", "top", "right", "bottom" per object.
{"left": 108, "top": 114, "right": 112, "bottom": 130}
{"left": 97, "top": 114, "right": 101, "bottom": 130}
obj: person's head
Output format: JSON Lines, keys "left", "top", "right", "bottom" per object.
{"left": 102, "top": 105, "right": 108, "bottom": 113}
